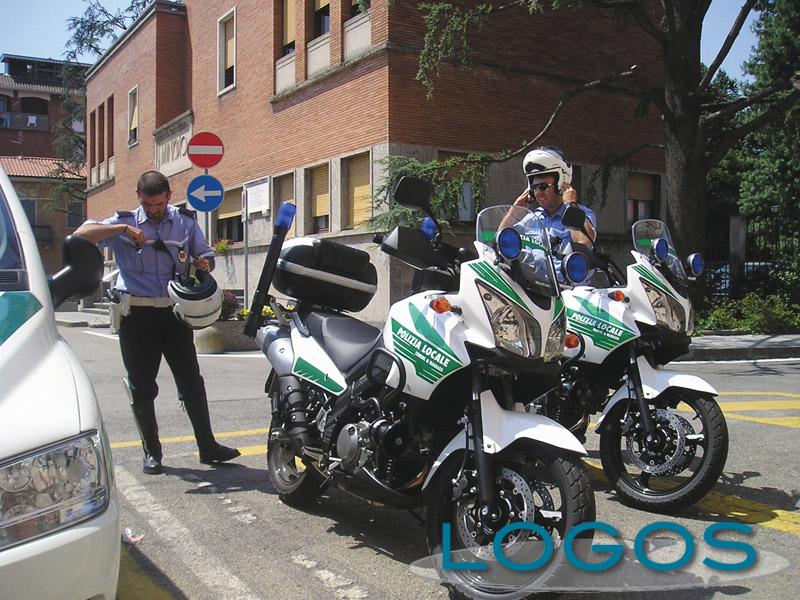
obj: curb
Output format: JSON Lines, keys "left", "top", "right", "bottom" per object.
{"left": 677, "top": 347, "right": 800, "bottom": 361}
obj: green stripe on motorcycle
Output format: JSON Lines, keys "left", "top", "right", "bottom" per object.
{"left": 292, "top": 357, "right": 345, "bottom": 394}
{"left": 408, "top": 304, "right": 460, "bottom": 362}
{"left": 553, "top": 297, "right": 564, "bottom": 320}
{"left": 391, "top": 318, "right": 461, "bottom": 384}
{"left": 566, "top": 296, "right": 637, "bottom": 350}
{"left": 468, "top": 261, "right": 531, "bottom": 315}
{"left": 632, "top": 264, "right": 679, "bottom": 302}
{"left": 0, "top": 292, "right": 42, "bottom": 347}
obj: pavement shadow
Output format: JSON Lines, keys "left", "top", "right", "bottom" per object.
{"left": 160, "top": 463, "right": 277, "bottom": 496}
{"left": 121, "top": 543, "right": 189, "bottom": 600}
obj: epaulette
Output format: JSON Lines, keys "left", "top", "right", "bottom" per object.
{"left": 115, "top": 211, "right": 134, "bottom": 217}
{"left": 178, "top": 206, "right": 197, "bottom": 219}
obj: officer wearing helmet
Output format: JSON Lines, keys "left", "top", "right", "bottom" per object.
{"left": 511, "top": 146, "right": 597, "bottom": 283}
{"left": 75, "top": 171, "right": 240, "bottom": 474}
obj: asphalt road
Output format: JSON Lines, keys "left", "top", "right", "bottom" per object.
{"left": 59, "top": 327, "right": 800, "bottom": 600}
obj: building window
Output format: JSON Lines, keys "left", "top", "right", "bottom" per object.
{"left": 216, "top": 187, "right": 244, "bottom": 242}
{"left": 438, "top": 151, "right": 475, "bottom": 223}
{"left": 310, "top": 163, "right": 329, "bottom": 234}
{"left": 106, "top": 95, "right": 114, "bottom": 161}
{"left": 282, "top": 0, "right": 296, "bottom": 55}
{"left": 314, "top": 0, "right": 330, "bottom": 38}
{"left": 345, "top": 153, "right": 371, "bottom": 229}
{"left": 20, "top": 97, "right": 48, "bottom": 116}
{"left": 218, "top": 9, "right": 236, "bottom": 92}
{"left": 626, "top": 172, "right": 659, "bottom": 226}
{"left": 21, "top": 199, "right": 36, "bottom": 227}
{"left": 127, "top": 86, "right": 138, "bottom": 146}
{"left": 66, "top": 201, "right": 85, "bottom": 229}
{"left": 351, "top": 0, "right": 370, "bottom": 17}
{"left": 274, "top": 173, "right": 296, "bottom": 238}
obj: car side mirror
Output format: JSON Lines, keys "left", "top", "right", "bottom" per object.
{"left": 49, "top": 235, "right": 103, "bottom": 309}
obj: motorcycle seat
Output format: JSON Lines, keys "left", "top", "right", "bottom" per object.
{"left": 302, "top": 310, "right": 383, "bottom": 375}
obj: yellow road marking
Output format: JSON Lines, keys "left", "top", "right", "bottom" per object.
{"left": 118, "top": 545, "right": 174, "bottom": 599}
{"left": 724, "top": 414, "right": 800, "bottom": 428}
{"left": 717, "top": 400, "right": 800, "bottom": 411}
{"left": 111, "top": 428, "right": 268, "bottom": 449}
{"left": 719, "top": 391, "right": 800, "bottom": 398}
{"left": 582, "top": 459, "right": 800, "bottom": 536}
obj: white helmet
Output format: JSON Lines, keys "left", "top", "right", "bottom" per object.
{"left": 167, "top": 271, "right": 223, "bottom": 329}
{"left": 522, "top": 146, "right": 572, "bottom": 194}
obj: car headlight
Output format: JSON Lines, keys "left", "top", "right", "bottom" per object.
{"left": 544, "top": 308, "right": 566, "bottom": 362}
{"left": 639, "top": 278, "right": 686, "bottom": 332}
{"left": 0, "top": 431, "right": 110, "bottom": 551}
{"left": 477, "top": 281, "right": 541, "bottom": 358}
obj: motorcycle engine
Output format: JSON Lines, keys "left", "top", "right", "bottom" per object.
{"left": 336, "top": 421, "right": 372, "bottom": 473}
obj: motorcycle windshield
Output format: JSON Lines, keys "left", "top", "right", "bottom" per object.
{"left": 631, "top": 219, "right": 688, "bottom": 288}
{"left": 476, "top": 205, "right": 558, "bottom": 297}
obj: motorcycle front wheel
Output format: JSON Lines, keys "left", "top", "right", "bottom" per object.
{"left": 599, "top": 391, "right": 728, "bottom": 513}
{"left": 425, "top": 443, "right": 595, "bottom": 600}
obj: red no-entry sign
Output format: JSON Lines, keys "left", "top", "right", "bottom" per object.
{"left": 187, "top": 132, "right": 224, "bottom": 169}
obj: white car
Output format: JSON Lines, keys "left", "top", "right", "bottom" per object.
{"left": 0, "top": 165, "right": 120, "bottom": 599}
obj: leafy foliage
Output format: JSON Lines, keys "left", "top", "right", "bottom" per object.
{"left": 696, "top": 293, "right": 800, "bottom": 334}
{"left": 219, "top": 290, "right": 240, "bottom": 321}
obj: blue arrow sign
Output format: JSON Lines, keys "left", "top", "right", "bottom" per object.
{"left": 187, "top": 175, "right": 224, "bottom": 212}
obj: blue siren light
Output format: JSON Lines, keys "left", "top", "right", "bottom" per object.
{"left": 275, "top": 202, "right": 296, "bottom": 229}
{"left": 421, "top": 217, "right": 438, "bottom": 240}
{"left": 497, "top": 228, "right": 522, "bottom": 260}
{"left": 653, "top": 238, "right": 668, "bottom": 261}
{"left": 688, "top": 253, "right": 704, "bottom": 276}
{"left": 565, "top": 252, "right": 589, "bottom": 284}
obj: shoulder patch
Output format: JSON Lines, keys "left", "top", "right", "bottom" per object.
{"left": 178, "top": 206, "right": 197, "bottom": 219}
{"left": 115, "top": 210, "right": 134, "bottom": 217}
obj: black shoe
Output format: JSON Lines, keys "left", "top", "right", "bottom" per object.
{"left": 143, "top": 453, "right": 163, "bottom": 475}
{"left": 198, "top": 443, "right": 241, "bottom": 464}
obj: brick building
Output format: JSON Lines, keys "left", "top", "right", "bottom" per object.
{"left": 85, "top": 0, "right": 666, "bottom": 321}
{"left": 1, "top": 54, "right": 89, "bottom": 272}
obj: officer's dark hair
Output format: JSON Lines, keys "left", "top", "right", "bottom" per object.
{"left": 136, "top": 171, "right": 171, "bottom": 196}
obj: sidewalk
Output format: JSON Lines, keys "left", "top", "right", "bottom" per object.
{"left": 57, "top": 309, "right": 800, "bottom": 361}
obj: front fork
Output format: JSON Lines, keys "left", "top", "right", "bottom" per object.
{"left": 469, "top": 366, "right": 503, "bottom": 534}
{"left": 627, "top": 345, "right": 657, "bottom": 438}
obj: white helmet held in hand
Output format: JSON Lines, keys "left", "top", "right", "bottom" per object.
{"left": 522, "top": 146, "right": 572, "bottom": 194}
{"left": 167, "top": 271, "right": 223, "bottom": 329}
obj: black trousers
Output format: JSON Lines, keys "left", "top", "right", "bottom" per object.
{"left": 119, "top": 306, "right": 206, "bottom": 411}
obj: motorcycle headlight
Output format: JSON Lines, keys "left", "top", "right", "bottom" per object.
{"left": 639, "top": 278, "right": 686, "bottom": 332}
{"left": 0, "top": 431, "right": 110, "bottom": 551}
{"left": 477, "top": 281, "right": 541, "bottom": 358}
{"left": 544, "top": 308, "right": 566, "bottom": 362}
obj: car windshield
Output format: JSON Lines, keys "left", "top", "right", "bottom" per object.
{"left": 631, "top": 219, "right": 687, "bottom": 289}
{"left": 0, "top": 186, "right": 25, "bottom": 273}
{"left": 476, "top": 205, "right": 558, "bottom": 297}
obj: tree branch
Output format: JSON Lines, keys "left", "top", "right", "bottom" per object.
{"left": 587, "top": 0, "right": 665, "bottom": 43}
{"left": 702, "top": 83, "right": 789, "bottom": 124}
{"left": 697, "top": 0, "right": 757, "bottom": 94}
{"left": 706, "top": 86, "right": 800, "bottom": 169}
{"left": 661, "top": 0, "right": 678, "bottom": 39}
{"left": 628, "top": 67, "right": 675, "bottom": 128}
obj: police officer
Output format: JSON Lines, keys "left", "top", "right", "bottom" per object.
{"left": 75, "top": 171, "right": 240, "bottom": 474}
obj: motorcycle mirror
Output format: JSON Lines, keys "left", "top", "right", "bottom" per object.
{"left": 562, "top": 205, "right": 587, "bottom": 229}
{"left": 563, "top": 252, "right": 589, "bottom": 285}
{"left": 687, "top": 252, "right": 704, "bottom": 276}
{"left": 393, "top": 176, "right": 434, "bottom": 213}
{"left": 652, "top": 238, "right": 668, "bottom": 262}
{"left": 496, "top": 227, "right": 522, "bottom": 260}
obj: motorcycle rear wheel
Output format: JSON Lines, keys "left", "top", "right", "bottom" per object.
{"left": 267, "top": 423, "right": 327, "bottom": 507}
{"left": 425, "top": 444, "right": 595, "bottom": 599}
{"left": 599, "top": 391, "right": 728, "bottom": 513}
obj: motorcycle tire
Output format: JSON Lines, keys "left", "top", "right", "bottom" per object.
{"left": 267, "top": 423, "right": 327, "bottom": 507}
{"left": 425, "top": 443, "right": 595, "bottom": 600}
{"left": 599, "top": 391, "right": 728, "bottom": 513}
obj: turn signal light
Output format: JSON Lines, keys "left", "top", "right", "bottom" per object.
{"left": 608, "top": 290, "right": 627, "bottom": 302}
{"left": 430, "top": 297, "right": 452, "bottom": 314}
{"left": 565, "top": 333, "right": 580, "bottom": 349}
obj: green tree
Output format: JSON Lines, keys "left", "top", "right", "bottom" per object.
{"left": 415, "top": 1, "right": 800, "bottom": 255}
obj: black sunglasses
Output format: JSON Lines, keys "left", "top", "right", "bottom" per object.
{"left": 530, "top": 183, "right": 554, "bottom": 192}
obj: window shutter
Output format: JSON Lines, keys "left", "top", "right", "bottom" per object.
{"left": 346, "top": 154, "right": 371, "bottom": 228}
{"left": 315, "top": 0, "right": 330, "bottom": 10}
{"left": 129, "top": 97, "right": 138, "bottom": 131}
{"left": 224, "top": 19, "right": 235, "bottom": 69}
{"left": 283, "top": 0, "right": 296, "bottom": 45}
{"left": 218, "top": 187, "right": 242, "bottom": 219}
{"left": 311, "top": 164, "right": 329, "bottom": 218}
{"left": 627, "top": 173, "right": 655, "bottom": 201}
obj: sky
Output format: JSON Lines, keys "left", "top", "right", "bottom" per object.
{"left": 0, "top": 0, "right": 760, "bottom": 80}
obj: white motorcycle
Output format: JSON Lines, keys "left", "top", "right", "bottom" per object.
{"left": 534, "top": 209, "right": 728, "bottom": 513}
{"left": 244, "top": 177, "right": 595, "bottom": 599}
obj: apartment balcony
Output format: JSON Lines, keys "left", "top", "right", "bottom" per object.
{"left": 108, "top": 156, "right": 115, "bottom": 179}
{"left": 0, "top": 111, "right": 50, "bottom": 131}
{"left": 275, "top": 52, "right": 296, "bottom": 94}
{"left": 344, "top": 12, "right": 371, "bottom": 60}
{"left": 307, "top": 33, "right": 330, "bottom": 79}
{"left": 90, "top": 166, "right": 97, "bottom": 187}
